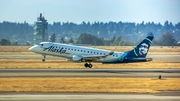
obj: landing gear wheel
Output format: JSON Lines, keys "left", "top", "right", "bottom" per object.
{"left": 88, "top": 64, "right": 92, "bottom": 68}
{"left": 84, "top": 63, "right": 89, "bottom": 68}
{"left": 42, "top": 54, "right": 46, "bottom": 62}
{"left": 42, "top": 59, "right": 45, "bottom": 62}
{"left": 84, "top": 62, "right": 93, "bottom": 68}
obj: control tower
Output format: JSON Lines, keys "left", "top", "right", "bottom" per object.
{"left": 33, "top": 13, "right": 48, "bottom": 45}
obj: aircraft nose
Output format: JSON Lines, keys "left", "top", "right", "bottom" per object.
{"left": 29, "top": 47, "right": 34, "bottom": 51}
{"left": 29, "top": 46, "right": 36, "bottom": 51}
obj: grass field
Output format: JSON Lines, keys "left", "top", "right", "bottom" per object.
{"left": 0, "top": 78, "right": 179, "bottom": 93}
{"left": 0, "top": 46, "right": 179, "bottom": 94}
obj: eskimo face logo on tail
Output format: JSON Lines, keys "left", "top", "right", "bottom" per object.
{"left": 139, "top": 43, "right": 149, "bottom": 55}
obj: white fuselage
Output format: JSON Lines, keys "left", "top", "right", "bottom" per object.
{"left": 29, "top": 42, "right": 125, "bottom": 63}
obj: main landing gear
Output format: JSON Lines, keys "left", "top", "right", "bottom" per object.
{"left": 42, "top": 54, "right": 46, "bottom": 62}
{"left": 84, "top": 62, "right": 92, "bottom": 68}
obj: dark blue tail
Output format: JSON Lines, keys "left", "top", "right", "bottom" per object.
{"left": 125, "top": 33, "right": 154, "bottom": 58}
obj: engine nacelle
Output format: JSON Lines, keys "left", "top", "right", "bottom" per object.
{"left": 72, "top": 55, "right": 82, "bottom": 62}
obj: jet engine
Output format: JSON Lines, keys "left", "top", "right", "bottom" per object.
{"left": 72, "top": 55, "right": 82, "bottom": 62}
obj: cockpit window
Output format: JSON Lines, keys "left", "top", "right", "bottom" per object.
{"left": 39, "top": 44, "right": 43, "bottom": 46}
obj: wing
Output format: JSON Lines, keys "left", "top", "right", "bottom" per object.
{"left": 82, "top": 51, "right": 114, "bottom": 61}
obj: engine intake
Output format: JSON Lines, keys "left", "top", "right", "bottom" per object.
{"left": 72, "top": 55, "right": 82, "bottom": 62}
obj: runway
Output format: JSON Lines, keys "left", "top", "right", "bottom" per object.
{"left": 0, "top": 92, "right": 180, "bottom": 101}
{"left": 0, "top": 54, "right": 180, "bottom": 60}
{"left": 0, "top": 68, "right": 180, "bottom": 78}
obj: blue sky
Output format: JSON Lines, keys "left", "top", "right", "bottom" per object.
{"left": 0, "top": 0, "right": 180, "bottom": 24}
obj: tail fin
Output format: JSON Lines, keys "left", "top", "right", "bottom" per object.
{"left": 126, "top": 33, "right": 154, "bottom": 58}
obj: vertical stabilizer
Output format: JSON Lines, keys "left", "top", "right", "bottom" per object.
{"left": 126, "top": 33, "right": 154, "bottom": 58}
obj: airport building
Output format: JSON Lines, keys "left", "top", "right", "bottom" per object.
{"left": 33, "top": 13, "right": 48, "bottom": 45}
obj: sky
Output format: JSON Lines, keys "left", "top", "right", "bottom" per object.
{"left": 0, "top": 0, "right": 180, "bottom": 25}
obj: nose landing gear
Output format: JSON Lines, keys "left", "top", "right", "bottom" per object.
{"left": 42, "top": 55, "right": 46, "bottom": 62}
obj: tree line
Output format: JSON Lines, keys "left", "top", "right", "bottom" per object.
{"left": 0, "top": 21, "right": 180, "bottom": 46}
{"left": 54, "top": 32, "right": 178, "bottom": 46}
{"left": 0, "top": 32, "right": 179, "bottom": 46}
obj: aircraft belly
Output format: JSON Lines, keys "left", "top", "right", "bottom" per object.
{"left": 101, "top": 57, "right": 118, "bottom": 63}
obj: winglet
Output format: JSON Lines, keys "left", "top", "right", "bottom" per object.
{"left": 108, "top": 51, "right": 114, "bottom": 55}
{"left": 108, "top": 47, "right": 117, "bottom": 55}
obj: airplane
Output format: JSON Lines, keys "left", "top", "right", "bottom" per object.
{"left": 29, "top": 33, "right": 154, "bottom": 68}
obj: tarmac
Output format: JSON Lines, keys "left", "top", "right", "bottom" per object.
{"left": 0, "top": 68, "right": 180, "bottom": 78}
{"left": 0, "top": 92, "right": 180, "bottom": 101}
